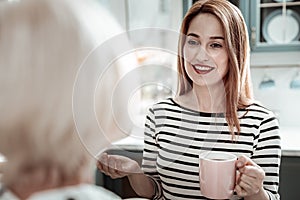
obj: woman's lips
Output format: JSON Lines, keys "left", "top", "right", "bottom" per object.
{"left": 192, "top": 64, "right": 215, "bottom": 74}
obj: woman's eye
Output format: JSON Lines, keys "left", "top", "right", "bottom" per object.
{"left": 210, "top": 43, "right": 223, "bottom": 48}
{"left": 187, "top": 39, "right": 199, "bottom": 46}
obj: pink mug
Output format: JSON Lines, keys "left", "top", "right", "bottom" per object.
{"left": 199, "top": 152, "right": 237, "bottom": 199}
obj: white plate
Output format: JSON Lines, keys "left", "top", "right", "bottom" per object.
{"left": 262, "top": 9, "right": 300, "bottom": 43}
{"left": 273, "top": 0, "right": 294, "bottom": 2}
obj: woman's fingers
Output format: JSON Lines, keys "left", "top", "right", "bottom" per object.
{"left": 235, "top": 170, "right": 242, "bottom": 185}
{"left": 108, "top": 157, "right": 121, "bottom": 178}
{"left": 235, "top": 184, "right": 247, "bottom": 197}
{"left": 239, "top": 165, "right": 265, "bottom": 180}
{"left": 97, "top": 153, "right": 140, "bottom": 179}
{"left": 235, "top": 159, "right": 265, "bottom": 197}
{"left": 236, "top": 155, "right": 257, "bottom": 169}
{"left": 96, "top": 161, "right": 103, "bottom": 171}
{"left": 98, "top": 153, "right": 109, "bottom": 175}
{"left": 239, "top": 174, "right": 260, "bottom": 193}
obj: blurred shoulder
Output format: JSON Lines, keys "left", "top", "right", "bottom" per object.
{"left": 28, "top": 184, "right": 121, "bottom": 200}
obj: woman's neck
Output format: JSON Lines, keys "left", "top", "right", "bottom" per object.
{"left": 176, "top": 83, "right": 226, "bottom": 113}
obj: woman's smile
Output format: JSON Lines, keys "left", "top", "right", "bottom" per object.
{"left": 192, "top": 64, "right": 215, "bottom": 74}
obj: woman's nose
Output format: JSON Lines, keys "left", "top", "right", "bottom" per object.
{"left": 196, "top": 46, "right": 210, "bottom": 61}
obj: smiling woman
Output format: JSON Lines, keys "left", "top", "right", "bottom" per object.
{"left": 96, "top": 0, "right": 281, "bottom": 200}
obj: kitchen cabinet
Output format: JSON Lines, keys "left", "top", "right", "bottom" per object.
{"left": 240, "top": 0, "right": 300, "bottom": 52}
{"left": 279, "top": 156, "right": 300, "bottom": 199}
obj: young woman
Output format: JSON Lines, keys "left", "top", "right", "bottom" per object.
{"left": 97, "top": 0, "right": 281, "bottom": 199}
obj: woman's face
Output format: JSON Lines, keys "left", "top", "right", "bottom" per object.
{"left": 183, "top": 13, "right": 229, "bottom": 88}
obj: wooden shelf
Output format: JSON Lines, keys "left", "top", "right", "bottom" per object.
{"left": 260, "top": 2, "right": 300, "bottom": 8}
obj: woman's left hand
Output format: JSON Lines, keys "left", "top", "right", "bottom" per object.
{"left": 235, "top": 155, "right": 265, "bottom": 197}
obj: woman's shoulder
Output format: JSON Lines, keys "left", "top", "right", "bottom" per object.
{"left": 240, "top": 101, "right": 276, "bottom": 119}
{"left": 148, "top": 97, "right": 176, "bottom": 109}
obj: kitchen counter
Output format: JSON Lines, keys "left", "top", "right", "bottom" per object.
{"left": 112, "top": 126, "right": 300, "bottom": 156}
{"left": 112, "top": 127, "right": 144, "bottom": 150}
{"left": 280, "top": 126, "right": 300, "bottom": 156}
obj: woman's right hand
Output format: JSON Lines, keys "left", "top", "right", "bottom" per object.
{"left": 97, "top": 152, "right": 143, "bottom": 179}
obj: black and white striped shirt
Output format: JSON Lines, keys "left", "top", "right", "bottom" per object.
{"left": 142, "top": 98, "right": 281, "bottom": 200}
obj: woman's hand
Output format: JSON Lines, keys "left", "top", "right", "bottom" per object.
{"left": 97, "top": 153, "right": 156, "bottom": 198}
{"left": 97, "top": 153, "right": 143, "bottom": 179}
{"left": 235, "top": 155, "right": 268, "bottom": 199}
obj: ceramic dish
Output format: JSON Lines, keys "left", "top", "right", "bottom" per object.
{"left": 262, "top": 9, "right": 300, "bottom": 43}
{"left": 273, "top": 0, "right": 294, "bottom": 2}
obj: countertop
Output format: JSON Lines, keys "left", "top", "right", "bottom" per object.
{"left": 280, "top": 126, "right": 300, "bottom": 156}
{"left": 113, "top": 126, "right": 300, "bottom": 156}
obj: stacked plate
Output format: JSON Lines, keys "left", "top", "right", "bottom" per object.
{"left": 262, "top": 1, "right": 300, "bottom": 43}
{"left": 273, "top": 0, "right": 294, "bottom": 2}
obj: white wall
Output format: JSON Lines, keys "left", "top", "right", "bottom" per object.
{"left": 251, "top": 51, "right": 300, "bottom": 127}
{"left": 98, "top": 0, "right": 182, "bottom": 31}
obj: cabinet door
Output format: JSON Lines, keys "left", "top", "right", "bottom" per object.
{"left": 250, "top": 0, "right": 300, "bottom": 52}
{"left": 279, "top": 156, "right": 300, "bottom": 199}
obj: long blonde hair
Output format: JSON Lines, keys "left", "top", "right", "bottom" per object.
{"left": 0, "top": 0, "right": 126, "bottom": 186}
{"left": 177, "top": 0, "right": 253, "bottom": 135}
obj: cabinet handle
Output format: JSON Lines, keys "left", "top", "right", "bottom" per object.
{"left": 251, "top": 27, "right": 256, "bottom": 48}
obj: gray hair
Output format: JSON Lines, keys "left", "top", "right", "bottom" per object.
{"left": 0, "top": 0, "right": 130, "bottom": 185}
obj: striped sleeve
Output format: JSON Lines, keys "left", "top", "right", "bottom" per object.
{"left": 141, "top": 107, "right": 163, "bottom": 199}
{"left": 251, "top": 111, "right": 281, "bottom": 200}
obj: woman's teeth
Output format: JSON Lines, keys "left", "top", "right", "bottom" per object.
{"left": 195, "top": 66, "right": 211, "bottom": 71}
{"left": 193, "top": 65, "right": 214, "bottom": 74}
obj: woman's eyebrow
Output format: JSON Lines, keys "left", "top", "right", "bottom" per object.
{"left": 187, "top": 33, "right": 224, "bottom": 40}
{"left": 210, "top": 36, "right": 225, "bottom": 40}
{"left": 187, "top": 33, "right": 199, "bottom": 38}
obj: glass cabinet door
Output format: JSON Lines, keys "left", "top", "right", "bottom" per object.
{"left": 250, "top": 0, "right": 300, "bottom": 52}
